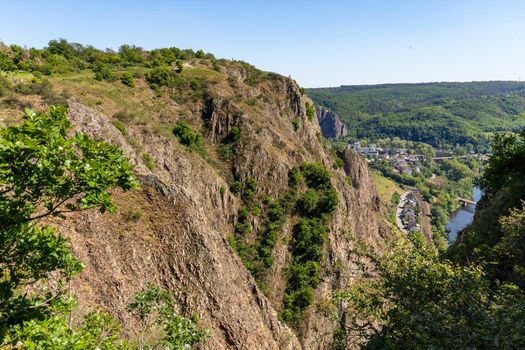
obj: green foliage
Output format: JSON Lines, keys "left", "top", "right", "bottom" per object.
{"left": 93, "top": 61, "right": 112, "bottom": 81}
{"left": 281, "top": 163, "right": 338, "bottom": 323}
{"left": 297, "top": 189, "right": 319, "bottom": 215}
{"left": 243, "top": 177, "right": 257, "bottom": 202}
{"left": 173, "top": 121, "right": 206, "bottom": 156}
{"left": 175, "top": 60, "right": 183, "bottom": 73}
{"left": 292, "top": 118, "right": 300, "bottom": 131}
{"left": 230, "top": 193, "right": 293, "bottom": 291}
{"left": 217, "top": 144, "right": 233, "bottom": 160}
{"left": 0, "top": 106, "right": 138, "bottom": 228}
{"left": 0, "top": 106, "right": 138, "bottom": 346}
{"left": 230, "top": 181, "right": 242, "bottom": 195}
{"left": 118, "top": 44, "right": 145, "bottom": 66}
{"left": 147, "top": 65, "right": 175, "bottom": 90}
{"left": 449, "top": 129, "right": 525, "bottom": 287}
{"left": 298, "top": 162, "right": 333, "bottom": 190}
{"left": 334, "top": 157, "right": 344, "bottom": 169}
{"left": 127, "top": 283, "right": 209, "bottom": 350}
{"left": 391, "top": 191, "right": 401, "bottom": 205}
{"left": 0, "top": 39, "right": 218, "bottom": 91}
{"left": 195, "top": 50, "right": 206, "bottom": 59}
{"left": 112, "top": 120, "right": 127, "bottom": 135}
{"left": 338, "top": 238, "right": 525, "bottom": 349}
{"left": 345, "top": 175, "right": 353, "bottom": 187}
{"left": 481, "top": 129, "right": 525, "bottom": 193}
{"left": 120, "top": 71, "right": 135, "bottom": 87}
{"left": 11, "top": 79, "right": 68, "bottom": 106}
{"left": 288, "top": 166, "right": 304, "bottom": 187}
{"left": 305, "top": 102, "right": 315, "bottom": 121}
{"left": 245, "top": 97, "right": 257, "bottom": 106}
{"left": 4, "top": 311, "right": 130, "bottom": 350}
{"left": 142, "top": 153, "right": 156, "bottom": 170}
{"left": 122, "top": 208, "right": 142, "bottom": 222}
{"left": 227, "top": 126, "right": 241, "bottom": 142}
{"left": 308, "top": 81, "right": 525, "bottom": 150}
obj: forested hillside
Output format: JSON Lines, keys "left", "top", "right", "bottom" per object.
{"left": 308, "top": 82, "right": 525, "bottom": 150}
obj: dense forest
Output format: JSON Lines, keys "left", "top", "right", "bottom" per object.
{"left": 308, "top": 82, "right": 525, "bottom": 150}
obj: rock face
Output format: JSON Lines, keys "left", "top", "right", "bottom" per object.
{"left": 316, "top": 106, "right": 348, "bottom": 139}
{"left": 341, "top": 148, "right": 381, "bottom": 210}
{"left": 3, "top": 62, "right": 391, "bottom": 349}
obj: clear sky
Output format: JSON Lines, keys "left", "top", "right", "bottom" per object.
{"left": 1, "top": 0, "right": 524, "bottom": 87}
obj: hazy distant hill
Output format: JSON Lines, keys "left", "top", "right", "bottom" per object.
{"left": 307, "top": 81, "right": 525, "bottom": 150}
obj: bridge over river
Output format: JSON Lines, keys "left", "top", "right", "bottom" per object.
{"left": 458, "top": 197, "right": 477, "bottom": 206}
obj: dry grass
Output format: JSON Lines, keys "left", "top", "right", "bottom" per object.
{"left": 371, "top": 170, "right": 404, "bottom": 204}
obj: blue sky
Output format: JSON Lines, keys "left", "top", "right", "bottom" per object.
{"left": 1, "top": 0, "right": 524, "bottom": 87}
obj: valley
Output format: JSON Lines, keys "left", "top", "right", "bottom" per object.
{"left": 0, "top": 37, "right": 524, "bottom": 349}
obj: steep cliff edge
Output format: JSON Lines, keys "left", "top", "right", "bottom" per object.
{"left": 0, "top": 60, "right": 390, "bottom": 348}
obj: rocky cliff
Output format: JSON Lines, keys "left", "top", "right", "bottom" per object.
{"left": 0, "top": 60, "right": 390, "bottom": 349}
{"left": 316, "top": 106, "right": 348, "bottom": 139}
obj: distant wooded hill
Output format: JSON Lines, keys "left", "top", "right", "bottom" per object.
{"left": 307, "top": 81, "right": 525, "bottom": 151}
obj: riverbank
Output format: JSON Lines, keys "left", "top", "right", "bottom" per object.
{"left": 447, "top": 187, "right": 482, "bottom": 243}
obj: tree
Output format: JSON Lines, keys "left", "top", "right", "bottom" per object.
{"left": 93, "top": 61, "right": 112, "bottom": 81}
{"left": 481, "top": 129, "right": 525, "bottom": 193}
{"left": 147, "top": 65, "right": 174, "bottom": 90}
{"left": 0, "top": 51, "right": 16, "bottom": 76}
{"left": 337, "top": 237, "right": 525, "bottom": 349}
{"left": 120, "top": 72, "right": 135, "bottom": 87}
{"left": 0, "top": 106, "right": 138, "bottom": 345}
{"left": 127, "top": 284, "right": 209, "bottom": 350}
{"left": 175, "top": 60, "right": 183, "bottom": 73}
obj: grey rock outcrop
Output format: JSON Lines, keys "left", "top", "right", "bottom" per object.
{"left": 316, "top": 106, "right": 348, "bottom": 139}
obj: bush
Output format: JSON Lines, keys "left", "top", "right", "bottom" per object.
{"left": 243, "top": 178, "right": 257, "bottom": 201}
{"left": 112, "top": 120, "right": 127, "bottom": 135}
{"left": 195, "top": 50, "right": 206, "bottom": 59}
{"left": 147, "top": 65, "right": 174, "bottom": 89}
{"left": 289, "top": 167, "right": 304, "bottom": 187}
{"left": 334, "top": 157, "right": 344, "bottom": 169}
{"left": 391, "top": 192, "right": 401, "bottom": 205}
{"left": 297, "top": 189, "right": 319, "bottom": 215}
{"left": 306, "top": 102, "right": 315, "bottom": 121}
{"left": 230, "top": 181, "right": 242, "bottom": 195}
{"left": 218, "top": 144, "right": 233, "bottom": 160}
{"left": 227, "top": 126, "right": 241, "bottom": 142}
{"left": 267, "top": 203, "right": 285, "bottom": 222}
{"left": 92, "top": 61, "right": 111, "bottom": 81}
{"left": 318, "top": 188, "right": 338, "bottom": 214}
{"left": 173, "top": 121, "right": 206, "bottom": 155}
{"left": 175, "top": 60, "right": 183, "bottom": 73}
{"left": 292, "top": 118, "right": 300, "bottom": 131}
{"left": 120, "top": 72, "right": 135, "bottom": 87}
{"left": 142, "top": 153, "right": 156, "bottom": 170}
{"left": 299, "top": 163, "right": 332, "bottom": 190}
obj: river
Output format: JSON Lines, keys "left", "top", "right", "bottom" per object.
{"left": 447, "top": 186, "right": 483, "bottom": 243}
